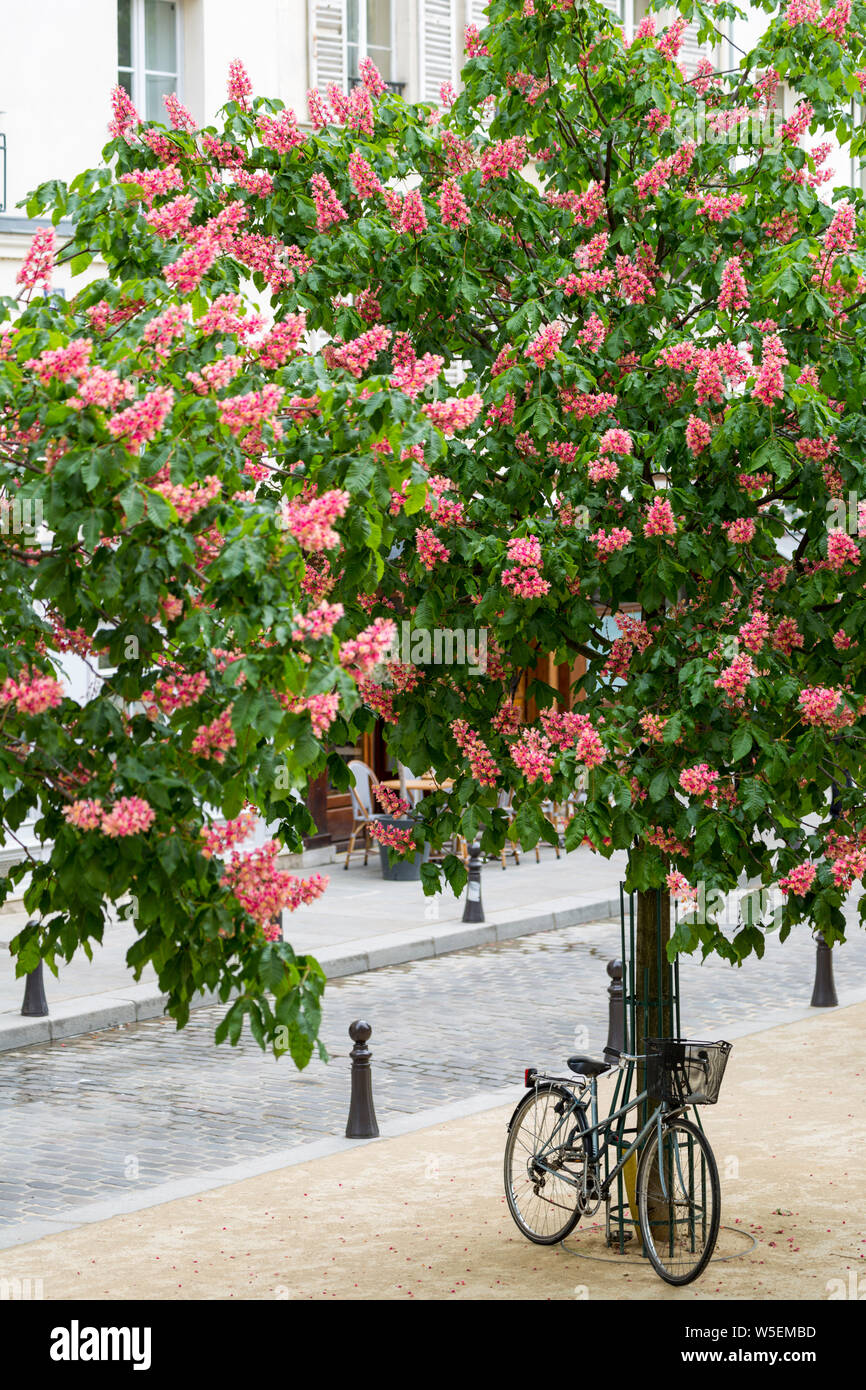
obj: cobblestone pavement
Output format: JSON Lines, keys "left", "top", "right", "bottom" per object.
{"left": 1, "top": 913, "right": 864, "bottom": 1226}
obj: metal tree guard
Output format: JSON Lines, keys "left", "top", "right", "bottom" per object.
{"left": 603, "top": 885, "right": 682, "bottom": 1253}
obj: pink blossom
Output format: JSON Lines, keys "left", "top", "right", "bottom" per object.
{"left": 399, "top": 190, "right": 428, "bottom": 235}
{"left": 311, "top": 173, "right": 348, "bottom": 232}
{"left": 511, "top": 728, "right": 555, "bottom": 784}
{"left": 827, "top": 529, "right": 860, "bottom": 569}
{"left": 718, "top": 256, "right": 749, "bottom": 314}
{"left": 679, "top": 764, "right": 719, "bottom": 798}
{"left": 526, "top": 321, "right": 565, "bottom": 369}
{"left": 63, "top": 799, "right": 104, "bottom": 831}
{"left": 257, "top": 108, "right": 305, "bottom": 153}
{"left": 280, "top": 488, "right": 350, "bottom": 552}
{"left": 644, "top": 497, "right": 677, "bottom": 537}
{"left": 107, "top": 386, "right": 174, "bottom": 450}
{"left": 590, "top": 527, "right": 632, "bottom": 560}
{"left": 348, "top": 152, "right": 383, "bottom": 199}
{"left": 16, "top": 227, "right": 56, "bottom": 294}
{"left": 163, "top": 92, "right": 196, "bottom": 130}
{"left": 422, "top": 395, "right": 483, "bottom": 436}
{"left": 714, "top": 653, "right": 756, "bottom": 704}
{"left": 686, "top": 415, "right": 713, "bottom": 453}
{"left": 227, "top": 59, "right": 253, "bottom": 110}
{"left": 599, "top": 428, "right": 632, "bottom": 455}
{"left": 779, "top": 862, "right": 817, "bottom": 895}
{"left": 222, "top": 840, "right": 327, "bottom": 927}
{"left": 799, "top": 685, "right": 854, "bottom": 728}
{"left": 191, "top": 707, "right": 237, "bottom": 762}
{"left": 0, "top": 668, "right": 63, "bottom": 715}
{"left": 415, "top": 526, "right": 450, "bottom": 570}
{"left": 339, "top": 618, "right": 397, "bottom": 675}
{"left": 438, "top": 178, "right": 471, "bottom": 229}
{"left": 451, "top": 719, "right": 499, "bottom": 786}
{"left": 108, "top": 84, "right": 140, "bottom": 139}
{"left": 100, "top": 797, "right": 157, "bottom": 837}
{"left": 723, "top": 517, "right": 756, "bottom": 544}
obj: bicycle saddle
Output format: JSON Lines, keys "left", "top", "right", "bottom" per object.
{"left": 567, "top": 1054, "right": 608, "bottom": 1077}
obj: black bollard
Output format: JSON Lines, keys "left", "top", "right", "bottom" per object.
{"left": 810, "top": 937, "right": 838, "bottom": 1007}
{"left": 462, "top": 843, "right": 484, "bottom": 923}
{"left": 603, "top": 959, "right": 624, "bottom": 1062}
{"left": 345, "top": 1019, "right": 379, "bottom": 1138}
{"left": 21, "top": 959, "right": 48, "bottom": 1017}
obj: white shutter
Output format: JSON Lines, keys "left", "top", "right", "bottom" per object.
{"left": 420, "top": 0, "right": 456, "bottom": 103}
{"left": 466, "top": 0, "right": 488, "bottom": 30}
{"left": 308, "top": 0, "right": 347, "bottom": 91}
{"left": 679, "top": 21, "right": 707, "bottom": 78}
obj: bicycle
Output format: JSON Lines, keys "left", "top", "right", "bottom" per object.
{"left": 504, "top": 1037, "right": 732, "bottom": 1285}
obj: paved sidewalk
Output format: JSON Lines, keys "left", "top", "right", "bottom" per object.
{"left": 1, "top": 999, "right": 863, "bottom": 1300}
{"left": 1, "top": 904, "right": 863, "bottom": 1238}
{"left": 0, "top": 846, "right": 627, "bottom": 1050}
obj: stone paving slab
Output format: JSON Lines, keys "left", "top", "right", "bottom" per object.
{"left": 0, "top": 906, "right": 863, "bottom": 1232}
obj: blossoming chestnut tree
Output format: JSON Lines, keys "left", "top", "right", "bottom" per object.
{"left": 12, "top": 0, "right": 866, "bottom": 1055}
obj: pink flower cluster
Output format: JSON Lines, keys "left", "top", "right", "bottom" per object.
{"left": 399, "top": 190, "right": 428, "bottom": 235}
{"left": 502, "top": 535, "right": 550, "bottom": 597}
{"left": 154, "top": 475, "right": 221, "bottom": 524}
{"left": 798, "top": 686, "right": 854, "bottom": 728}
{"left": 281, "top": 488, "right": 350, "bottom": 552}
{"left": 26, "top": 338, "right": 93, "bottom": 385}
{"left": 0, "top": 668, "right": 63, "bottom": 715}
{"left": 511, "top": 728, "right": 555, "bottom": 784}
{"left": 779, "top": 862, "right": 817, "bottom": 895}
{"left": 218, "top": 385, "right": 283, "bottom": 438}
{"left": 714, "top": 653, "right": 756, "bottom": 705}
{"left": 422, "top": 395, "right": 482, "bottom": 436}
{"left": 257, "top": 108, "right": 305, "bottom": 153}
{"left": 826, "top": 529, "right": 860, "bottom": 569}
{"left": 107, "top": 386, "right": 174, "bottom": 450}
{"left": 201, "top": 812, "right": 257, "bottom": 859}
{"left": 415, "top": 526, "right": 450, "bottom": 570}
{"left": 348, "top": 152, "right": 383, "bottom": 199}
{"left": 227, "top": 59, "right": 253, "bottom": 110}
{"left": 679, "top": 764, "right": 719, "bottom": 799}
{"left": 164, "top": 92, "right": 196, "bottom": 131}
{"left": 292, "top": 600, "right": 344, "bottom": 641}
{"left": 539, "top": 708, "right": 605, "bottom": 766}
{"left": 438, "top": 179, "right": 471, "bottom": 229}
{"left": 186, "top": 356, "right": 243, "bottom": 395}
{"left": 590, "top": 527, "right": 632, "bottom": 560}
{"left": 480, "top": 136, "right": 527, "bottom": 182}
{"left": 718, "top": 256, "right": 750, "bottom": 314}
{"left": 391, "top": 352, "right": 444, "bottom": 398}
{"left": 723, "top": 517, "right": 756, "bottom": 544}
{"left": 326, "top": 325, "right": 392, "bottom": 377}
{"left": 64, "top": 796, "right": 155, "bottom": 837}
{"left": 283, "top": 692, "right": 340, "bottom": 737}
{"left": 339, "top": 618, "right": 397, "bottom": 676}
{"left": 222, "top": 840, "right": 327, "bottom": 929}
{"left": 451, "top": 719, "right": 500, "bottom": 786}
{"left": 374, "top": 786, "right": 411, "bottom": 816}
{"left": 644, "top": 496, "right": 677, "bottom": 538}
{"left": 143, "top": 669, "right": 208, "bottom": 716}
{"left": 526, "top": 322, "right": 565, "bottom": 369}
{"left": 752, "top": 333, "right": 788, "bottom": 407}
{"left": 108, "top": 84, "right": 140, "bottom": 139}
{"left": 16, "top": 227, "right": 56, "bottom": 294}
{"left": 686, "top": 415, "right": 713, "bottom": 453}
{"left": 368, "top": 821, "right": 416, "bottom": 853}
{"left": 311, "top": 173, "right": 348, "bottom": 232}
{"left": 191, "top": 707, "right": 237, "bottom": 762}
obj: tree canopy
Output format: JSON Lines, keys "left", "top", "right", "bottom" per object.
{"left": 5, "top": 0, "right": 866, "bottom": 1059}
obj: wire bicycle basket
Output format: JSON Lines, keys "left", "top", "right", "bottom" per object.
{"left": 647, "top": 1038, "right": 732, "bottom": 1107}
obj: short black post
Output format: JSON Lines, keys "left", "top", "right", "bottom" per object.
{"left": 346, "top": 1019, "right": 379, "bottom": 1138}
{"left": 21, "top": 959, "right": 48, "bottom": 1017}
{"left": 462, "top": 843, "right": 484, "bottom": 923}
{"left": 810, "top": 937, "right": 838, "bottom": 1007}
{"left": 603, "top": 959, "right": 624, "bottom": 1062}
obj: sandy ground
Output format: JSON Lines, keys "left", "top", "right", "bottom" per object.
{"left": 2, "top": 1002, "right": 864, "bottom": 1301}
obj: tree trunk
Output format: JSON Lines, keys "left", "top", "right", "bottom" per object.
{"left": 634, "top": 887, "right": 674, "bottom": 1251}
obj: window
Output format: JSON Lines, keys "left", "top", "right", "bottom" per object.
{"left": 117, "top": 0, "right": 182, "bottom": 122}
{"left": 347, "top": 0, "right": 393, "bottom": 84}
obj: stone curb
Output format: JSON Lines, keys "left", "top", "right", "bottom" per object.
{"left": 0, "top": 895, "right": 622, "bottom": 1053}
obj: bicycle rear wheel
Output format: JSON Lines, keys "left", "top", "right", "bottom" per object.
{"left": 504, "top": 1084, "right": 588, "bottom": 1245}
{"left": 636, "top": 1115, "right": 720, "bottom": 1284}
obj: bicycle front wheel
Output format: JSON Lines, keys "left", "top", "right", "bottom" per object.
{"left": 504, "top": 1085, "right": 587, "bottom": 1245}
{"left": 636, "top": 1115, "right": 720, "bottom": 1285}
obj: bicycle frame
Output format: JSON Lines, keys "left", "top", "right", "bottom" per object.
{"left": 526, "top": 1066, "right": 679, "bottom": 1201}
